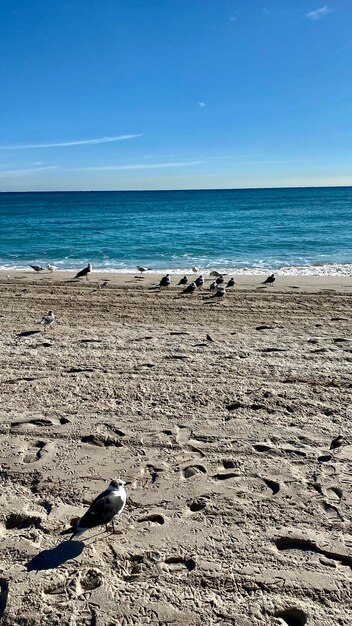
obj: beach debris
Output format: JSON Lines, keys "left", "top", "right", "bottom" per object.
{"left": 159, "top": 274, "right": 171, "bottom": 287}
{"left": 263, "top": 273, "right": 276, "bottom": 285}
{"left": 38, "top": 310, "right": 55, "bottom": 331}
{"left": 74, "top": 263, "right": 92, "bottom": 280}
{"left": 29, "top": 265, "right": 44, "bottom": 272}
{"left": 215, "top": 275, "right": 224, "bottom": 285}
{"left": 178, "top": 275, "right": 188, "bottom": 285}
{"left": 182, "top": 282, "right": 196, "bottom": 294}
{"left": 330, "top": 435, "right": 344, "bottom": 450}
{"left": 195, "top": 275, "right": 204, "bottom": 288}
{"left": 60, "top": 479, "right": 127, "bottom": 540}
{"left": 206, "top": 334, "right": 214, "bottom": 342}
{"left": 226, "top": 277, "right": 236, "bottom": 288}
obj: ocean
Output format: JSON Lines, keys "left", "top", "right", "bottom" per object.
{"left": 0, "top": 187, "right": 351, "bottom": 275}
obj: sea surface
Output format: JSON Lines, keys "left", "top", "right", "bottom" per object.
{"left": 0, "top": 187, "right": 351, "bottom": 275}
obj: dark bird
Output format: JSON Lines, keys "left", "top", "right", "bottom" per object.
{"left": 210, "top": 270, "right": 222, "bottom": 277}
{"left": 226, "top": 277, "right": 236, "bottom": 288}
{"left": 216, "top": 275, "right": 224, "bottom": 285}
{"left": 159, "top": 274, "right": 171, "bottom": 287}
{"left": 38, "top": 310, "right": 55, "bottom": 331}
{"left": 195, "top": 275, "right": 204, "bottom": 288}
{"left": 74, "top": 263, "right": 92, "bottom": 280}
{"left": 214, "top": 287, "right": 226, "bottom": 298}
{"left": 60, "top": 479, "right": 127, "bottom": 540}
{"left": 263, "top": 273, "right": 276, "bottom": 285}
{"left": 29, "top": 265, "right": 44, "bottom": 273}
{"left": 330, "top": 435, "right": 344, "bottom": 450}
{"left": 182, "top": 282, "right": 196, "bottom": 294}
{"left": 209, "top": 281, "right": 218, "bottom": 292}
{"left": 178, "top": 275, "right": 188, "bottom": 285}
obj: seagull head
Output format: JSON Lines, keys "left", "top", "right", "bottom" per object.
{"left": 110, "top": 478, "right": 127, "bottom": 489}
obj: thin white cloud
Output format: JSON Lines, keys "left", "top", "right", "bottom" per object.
{"left": 0, "top": 166, "right": 59, "bottom": 177}
{"left": 198, "top": 102, "right": 206, "bottom": 108}
{"left": 229, "top": 16, "right": 238, "bottom": 21}
{"left": 262, "top": 8, "right": 272, "bottom": 16}
{"left": 306, "top": 6, "right": 333, "bottom": 20}
{"left": 0, "top": 134, "right": 142, "bottom": 150}
{"left": 74, "top": 161, "right": 204, "bottom": 172}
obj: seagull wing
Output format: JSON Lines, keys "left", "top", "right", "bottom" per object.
{"left": 78, "top": 492, "right": 125, "bottom": 530}
{"left": 74, "top": 267, "right": 88, "bottom": 279}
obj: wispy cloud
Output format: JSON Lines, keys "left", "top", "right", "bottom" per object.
{"left": 198, "top": 102, "right": 206, "bottom": 108}
{"left": 74, "top": 161, "right": 204, "bottom": 172}
{"left": 306, "top": 6, "right": 333, "bottom": 20}
{"left": 262, "top": 8, "right": 273, "bottom": 16}
{"left": 0, "top": 165, "right": 59, "bottom": 177}
{"left": 0, "top": 134, "right": 142, "bottom": 150}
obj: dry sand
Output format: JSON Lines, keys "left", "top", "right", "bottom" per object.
{"left": 0, "top": 271, "right": 351, "bottom": 625}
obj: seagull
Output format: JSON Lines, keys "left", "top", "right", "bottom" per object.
{"left": 182, "top": 282, "right": 196, "bottom": 294}
{"left": 60, "top": 479, "right": 127, "bottom": 540}
{"left": 29, "top": 265, "right": 44, "bottom": 273}
{"left": 263, "top": 273, "right": 275, "bottom": 285}
{"left": 195, "top": 275, "right": 204, "bottom": 288}
{"left": 192, "top": 266, "right": 199, "bottom": 273}
{"left": 209, "top": 281, "right": 218, "bottom": 292}
{"left": 330, "top": 435, "right": 344, "bottom": 450}
{"left": 178, "top": 275, "right": 188, "bottom": 285}
{"left": 159, "top": 274, "right": 171, "bottom": 287}
{"left": 137, "top": 265, "right": 151, "bottom": 273}
{"left": 210, "top": 270, "right": 222, "bottom": 277}
{"left": 74, "top": 263, "right": 92, "bottom": 280}
{"left": 47, "top": 264, "right": 56, "bottom": 272}
{"left": 214, "top": 287, "right": 226, "bottom": 298}
{"left": 216, "top": 275, "right": 224, "bottom": 285}
{"left": 38, "top": 310, "right": 55, "bottom": 331}
{"left": 226, "top": 277, "right": 236, "bottom": 288}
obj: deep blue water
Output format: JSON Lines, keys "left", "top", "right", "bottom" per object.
{"left": 0, "top": 187, "right": 351, "bottom": 274}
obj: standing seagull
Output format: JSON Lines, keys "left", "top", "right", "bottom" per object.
{"left": 74, "top": 263, "right": 92, "bottom": 281}
{"left": 178, "top": 275, "right": 188, "bottom": 285}
{"left": 137, "top": 265, "right": 151, "bottom": 274}
{"left": 226, "top": 277, "right": 236, "bottom": 288}
{"left": 216, "top": 275, "right": 224, "bottom": 285}
{"left": 60, "top": 479, "right": 127, "bottom": 540}
{"left": 159, "top": 274, "right": 171, "bottom": 287}
{"left": 214, "top": 287, "right": 226, "bottom": 298}
{"left": 195, "top": 275, "right": 204, "bottom": 288}
{"left": 38, "top": 310, "right": 55, "bottom": 331}
{"left": 29, "top": 264, "right": 44, "bottom": 273}
{"left": 182, "top": 282, "right": 196, "bottom": 294}
{"left": 209, "top": 281, "right": 218, "bottom": 292}
{"left": 263, "top": 273, "right": 275, "bottom": 285}
{"left": 192, "top": 266, "right": 199, "bottom": 273}
{"left": 47, "top": 264, "right": 56, "bottom": 272}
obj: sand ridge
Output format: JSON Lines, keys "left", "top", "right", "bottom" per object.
{"left": 0, "top": 273, "right": 351, "bottom": 625}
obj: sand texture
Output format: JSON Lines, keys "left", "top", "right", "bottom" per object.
{"left": 0, "top": 273, "right": 351, "bottom": 625}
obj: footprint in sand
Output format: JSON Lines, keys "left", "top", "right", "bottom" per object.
{"left": 23, "top": 441, "right": 50, "bottom": 464}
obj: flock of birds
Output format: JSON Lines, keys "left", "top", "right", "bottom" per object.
{"left": 157, "top": 270, "right": 276, "bottom": 297}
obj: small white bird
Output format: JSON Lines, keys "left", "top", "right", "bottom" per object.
{"left": 192, "top": 266, "right": 199, "bottom": 273}
{"left": 60, "top": 479, "right": 127, "bottom": 540}
{"left": 137, "top": 265, "right": 151, "bottom": 273}
{"left": 47, "top": 264, "right": 56, "bottom": 272}
{"left": 38, "top": 310, "right": 55, "bottom": 331}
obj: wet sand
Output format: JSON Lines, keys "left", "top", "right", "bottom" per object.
{"left": 0, "top": 272, "right": 351, "bottom": 625}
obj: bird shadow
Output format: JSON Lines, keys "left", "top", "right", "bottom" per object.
{"left": 16, "top": 330, "right": 41, "bottom": 338}
{"left": 25, "top": 540, "right": 85, "bottom": 572}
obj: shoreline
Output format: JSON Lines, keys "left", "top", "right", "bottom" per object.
{"left": 1, "top": 269, "right": 352, "bottom": 292}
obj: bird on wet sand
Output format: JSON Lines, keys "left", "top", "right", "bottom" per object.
{"left": 38, "top": 310, "right": 55, "bottom": 331}
{"left": 29, "top": 265, "right": 44, "bottom": 273}
{"left": 263, "top": 273, "right": 275, "bottom": 285}
{"left": 74, "top": 263, "right": 92, "bottom": 280}
{"left": 47, "top": 264, "right": 56, "bottom": 272}
{"left": 195, "top": 275, "right": 204, "bottom": 288}
{"left": 226, "top": 277, "right": 236, "bottom": 288}
{"left": 210, "top": 270, "right": 222, "bottom": 277}
{"left": 216, "top": 275, "right": 224, "bottom": 285}
{"left": 137, "top": 265, "right": 151, "bottom": 273}
{"left": 178, "top": 275, "right": 188, "bottom": 285}
{"left": 60, "top": 479, "right": 127, "bottom": 540}
{"left": 159, "top": 274, "right": 171, "bottom": 287}
{"left": 192, "top": 266, "right": 199, "bottom": 273}
{"left": 182, "top": 282, "right": 196, "bottom": 294}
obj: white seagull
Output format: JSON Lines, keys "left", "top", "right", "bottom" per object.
{"left": 60, "top": 479, "right": 127, "bottom": 540}
{"left": 38, "top": 310, "right": 55, "bottom": 331}
{"left": 137, "top": 265, "right": 151, "bottom": 273}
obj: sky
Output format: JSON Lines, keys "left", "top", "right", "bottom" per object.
{"left": 0, "top": 0, "right": 351, "bottom": 191}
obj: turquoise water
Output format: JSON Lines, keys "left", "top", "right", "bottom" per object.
{"left": 0, "top": 187, "right": 351, "bottom": 274}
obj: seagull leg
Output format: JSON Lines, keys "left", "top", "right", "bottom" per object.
{"left": 106, "top": 524, "right": 109, "bottom": 533}
{"left": 111, "top": 520, "right": 115, "bottom": 534}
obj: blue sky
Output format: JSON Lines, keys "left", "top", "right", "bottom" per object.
{"left": 0, "top": 0, "right": 351, "bottom": 191}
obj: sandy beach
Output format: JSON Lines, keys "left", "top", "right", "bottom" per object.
{"left": 0, "top": 271, "right": 351, "bottom": 625}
